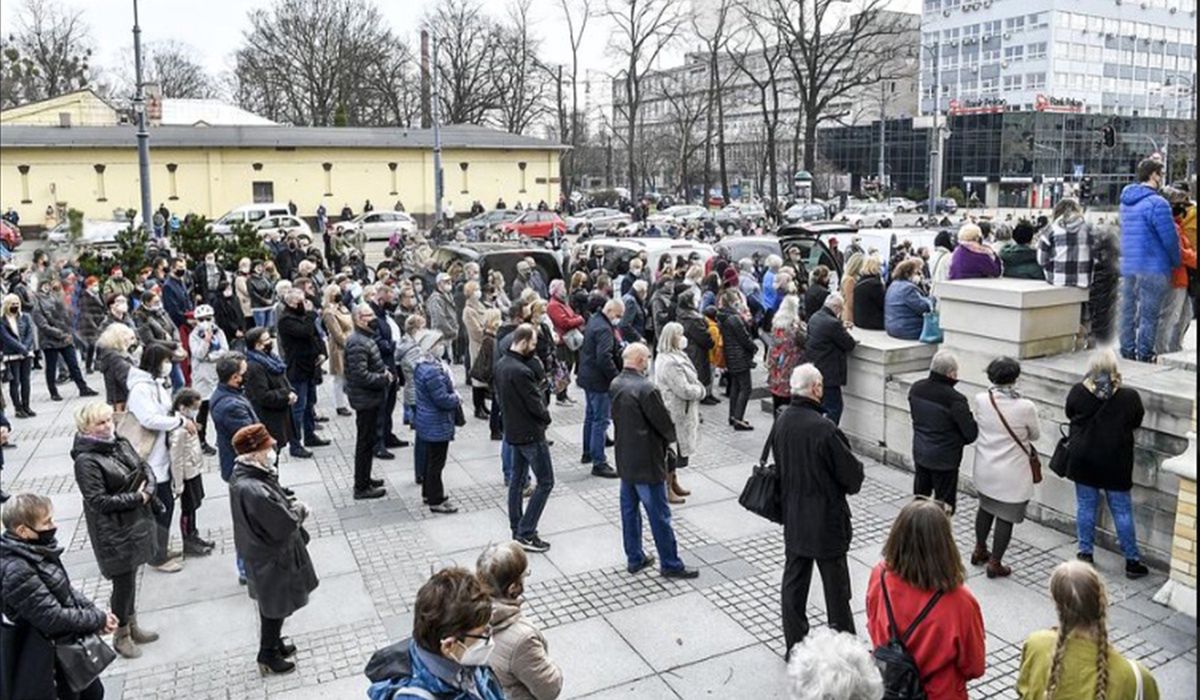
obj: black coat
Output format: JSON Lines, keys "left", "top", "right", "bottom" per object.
{"left": 576, "top": 312, "right": 622, "bottom": 393}
{"left": 806, "top": 307, "right": 856, "bottom": 387}
{"left": 677, "top": 307, "right": 714, "bottom": 385}
{"left": 344, "top": 328, "right": 390, "bottom": 410}
{"left": 804, "top": 282, "right": 830, "bottom": 320}
{"left": 770, "top": 397, "right": 864, "bottom": 558}
{"left": 908, "top": 372, "right": 978, "bottom": 471}
{"left": 494, "top": 350, "right": 552, "bottom": 445}
{"left": 853, "top": 275, "right": 885, "bottom": 331}
{"left": 277, "top": 306, "right": 323, "bottom": 382}
{"left": 96, "top": 347, "right": 133, "bottom": 406}
{"left": 1065, "top": 384, "right": 1145, "bottom": 491}
{"left": 717, "top": 308, "right": 757, "bottom": 374}
{"left": 228, "top": 459, "right": 318, "bottom": 619}
{"left": 610, "top": 369, "right": 677, "bottom": 484}
{"left": 0, "top": 534, "right": 107, "bottom": 700}
{"left": 244, "top": 356, "right": 295, "bottom": 446}
{"left": 70, "top": 434, "right": 157, "bottom": 578}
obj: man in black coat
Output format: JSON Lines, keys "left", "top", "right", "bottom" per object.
{"left": 494, "top": 324, "right": 555, "bottom": 553}
{"left": 369, "top": 286, "right": 406, "bottom": 460}
{"left": 343, "top": 306, "right": 391, "bottom": 500}
{"left": 610, "top": 343, "right": 699, "bottom": 579}
{"left": 770, "top": 363, "right": 864, "bottom": 654}
{"left": 575, "top": 299, "right": 625, "bottom": 478}
{"left": 805, "top": 293, "right": 857, "bottom": 426}
{"left": 276, "top": 289, "right": 330, "bottom": 455}
{"left": 907, "top": 351, "right": 978, "bottom": 513}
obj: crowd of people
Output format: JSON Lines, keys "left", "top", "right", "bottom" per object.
{"left": 0, "top": 161, "right": 1189, "bottom": 699}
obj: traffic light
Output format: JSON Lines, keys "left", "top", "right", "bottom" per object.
{"left": 1079, "top": 176, "right": 1093, "bottom": 202}
{"left": 1100, "top": 124, "right": 1116, "bottom": 148}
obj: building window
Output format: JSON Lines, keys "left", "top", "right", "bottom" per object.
{"left": 166, "top": 163, "right": 179, "bottom": 200}
{"left": 16, "top": 165, "right": 31, "bottom": 204}
{"left": 1003, "top": 75, "right": 1023, "bottom": 90}
{"left": 387, "top": 162, "right": 398, "bottom": 195}
{"left": 518, "top": 162, "right": 528, "bottom": 193}
{"left": 1027, "top": 42, "right": 1047, "bottom": 59}
{"left": 459, "top": 162, "right": 469, "bottom": 194}
{"left": 93, "top": 164, "right": 107, "bottom": 202}
{"left": 1026, "top": 72, "right": 1046, "bottom": 89}
{"left": 1005, "top": 16, "right": 1025, "bottom": 32}
{"left": 252, "top": 182, "right": 275, "bottom": 203}
{"left": 1004, "top": 45, "right": 1025, "bottom": 61}
{"left": 321, "top": 162, "right": 333, "bottom": 196}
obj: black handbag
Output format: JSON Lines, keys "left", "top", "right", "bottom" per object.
{"left": 1048, "top": 424, "right": 1070, "bottom": 478}
{"left": 55, "top": 634, "right": 116, "bottom": 693}
{"left": 738, "top": 422, "right": 783, "bottom": 524}
{"left": 453, "top": 404, "right": 467, "bottom": 427}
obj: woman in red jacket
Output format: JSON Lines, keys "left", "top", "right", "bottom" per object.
{"left": 547, "top": 279, "right": 585, "bottom": 405}
{"left": 867, "top": 498, "right": 987, "bottom": 700}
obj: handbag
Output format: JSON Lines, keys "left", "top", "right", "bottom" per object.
{"left": 564, "top": 328, "right": 584, "bottom": 351}
{"left": 919, "top": 305, "right": 943, "bottom": 344}
{"left": 115, "top": 410, "right": 156, "bottom": 460}
{"left": 1048, "top": 424, "right": 1070, "bottom": 478}
{"left": 988, "top": 390, "right": 1042, "bottom": 484}
{"left": 738, "top": 422, "right": 783, "bottom": 524}
{"left": 453, "top": 404, "right": 467, "bottom": 427}
{"left": 54, "top": 634, "right": 117, "bottom": 693}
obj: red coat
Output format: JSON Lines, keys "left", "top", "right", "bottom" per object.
{"left": 866, "top": 563, "right": 986, "bottom": 700}
{"left": 547, "top": 296, "right": 584, "bottom": 344}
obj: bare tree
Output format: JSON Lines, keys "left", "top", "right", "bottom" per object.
{"left": 554, "top": 0, "right": 592, "bottom": 195}
{"left": 0, "top": 0, "right": 93, "bottom": 108}
{"left": 110, "top": 40, "right": 214, "bottom": 99}
{"left": 653, "top": 71, "right": 709, "bottom": 199}
{"left": 770, "top": 0, "right": 913, "bottom": 171}
{"left": 493, "top": 0, "right": 550, "bottom": 134}
{"left": 426, "top": 0, "right": 501, "bottom": 125}
{"left": 726, "top": 0, "right": 788, "bottom": 204}
{"left": 361, "top": 41, "right": 422, "bottom": 127}
{"left": 605, "top": 0, "right": 685, "bottom": 194}
{"left": 692, "top": 0, "right": 735, "bottom": 204}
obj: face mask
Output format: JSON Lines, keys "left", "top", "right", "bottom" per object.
{"left": 679, "top": 337, "right": 688, "bottom": 351}
{"left": 456, "top": 637, "right": 495, "bottom": 667}
{"left": 160, "top": 361, "right": 173, "bottom": 378}
{"left": 29, "top": 526, "right": 58, "bottom": 548}
{"left": 609, "top": 315, "right": 620, "bottom": 326}
{"left": 174, "top": 269, "right": 186, "bottom": 277}
{"left": 913, "top": 275, "right": 924, "bottom": 284}
{"left": 182, "top": 407, "right": 199, "bottom": 420}
{"left": 206, "top": 257, "right": 216, "bottom": 265}
{"left": 223, "top": 289, "right": 234, "bottom": 297}
{"left": 263, "top": 341, "right": 275, "bottom": 354}
{"left": 472, "top": 290, "right": 482, "bottom": 300}
{"left": 91, "top": 424, "right": 116, "bottom": 442}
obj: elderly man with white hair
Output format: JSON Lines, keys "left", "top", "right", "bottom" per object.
{"left": 804, "top": 292, "right": 857, "bottom": 425}
{"left": 771, "top": 363, "right": 864, "bottom": 655}
{"left": 276, "top": 287, "right": 329, "bottom": 456}
{"left": 576, "top": 298, "right": 626, "bottom": 478}
{"left": 787, "top": 627, "right": 883, "bottom": 700}
{"left": 907, "top": 350, "right": 978, "bottom": 514}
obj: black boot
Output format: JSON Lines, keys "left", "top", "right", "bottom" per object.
{"left": 257, "top": 649, "right": 296, "bottom": 675}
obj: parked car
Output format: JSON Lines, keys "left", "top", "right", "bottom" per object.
{"left": 431, "top": 243, "right": 564, "bottom": 286}
{"left": 578, "top": 238, "right": 715, "bottom": 281}
{"left": 45, "top": 219, "right": 133, "bottom": 248}
{"left": 501, "top": 210, "right": 567, "bottom": 240}
{"left": 332, "top": 211, "right": 416, "bottom": 241}
{"left": 917, "top": 197, "right": 958, "bottom": 214}
{"left": 208, "top": 203, "right": 292, "bottom": 235}
{"left": 459, "top": 209, "right": 522, "bottom": 239}
{"left": 655, "top": 205, "right": 712, "bottom": 226}
{"left": 888, "top": 196, "right": 919, "bottom": 213}
{"left": 837, "top": 202, "right": 895, "bottom": 228}
{"left": 564, "top": 208, "right": 632, "bottom": 234}
{"left": 775, "top": 221, "right": 854, "bottom": 279}
{"left": 254, "top": 214, "right": 312, "bottom": 239}
{"left": 783, "top": 203, "right": 828, "bottom": 223}
{"left": 715, "top": 202, "right": 767, "bottom": 230}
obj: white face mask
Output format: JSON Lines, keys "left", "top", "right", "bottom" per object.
{"left": 472, "top": 290, "right": 482, "bottom": 300}
{"left": 678, "top": 337, "right": 688, "bottom": 351}
{"left": 159, "top": 361, "right": 173, "bottom": 378}
{"left": 456, "top": 636, "right": 495, "bottom": 667}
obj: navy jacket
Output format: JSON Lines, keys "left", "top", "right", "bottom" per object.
{"left": 0, "top": 314, "right": 34, "bottom": 356}
{"left": 576, "top": 312, "right": 622, "bottom": 393}
{"left": 413, "top": 360, "right": 460, "bottom": 442}
{"left": 210, "top": 383, "right": 259, "bottom": 480}
{"left": 162, "top": 276, "right": 193, "bottom": 327}
{"left": 368, "top": 303, "right": 398, "bottom": 370}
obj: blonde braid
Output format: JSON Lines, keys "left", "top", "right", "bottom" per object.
{"left": 1095, "top": 608, "right": 1110, "bottom": 700}
{"left": 1043, "top": 626, "right": 1072, "bottom": 700}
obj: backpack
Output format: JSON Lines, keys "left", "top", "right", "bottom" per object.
{"left": 872, "top": 569, "right": 943, "bottom": 700}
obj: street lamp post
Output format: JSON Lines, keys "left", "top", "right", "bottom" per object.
{"left": 430, "top": 32, "right": 444, "bottom": 235}
{"left": 131, "top": 0, "right": 152, "bottom": 237}
{"left": 923, "top": 43, "right": 940, "bottom": 215}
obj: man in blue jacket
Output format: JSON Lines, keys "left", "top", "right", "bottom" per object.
{"left": 209, "top": 353, "right": 258, "bottom": 583}
{"left": 1119, "top": 158, "right": 1182, "bottom": 362}
{"left": 576, "top": 299, "right": 625, "bottom": 478}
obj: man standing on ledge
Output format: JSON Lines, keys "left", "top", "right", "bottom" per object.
{"left": 610, "top": 343, "right": 699, "bottom": 580}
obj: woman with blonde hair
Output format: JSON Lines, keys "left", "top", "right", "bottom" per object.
{"left": 489, "top": 269, "right": 512, "bottom": 316}
{"left": 654, "top": 322, "right": 706, "bottom": 502}
{"left": 0, "top": 293, "right": 35, "bottom": 417}
{"left": 95, "top": 323, "right": 138, "bottom": 412}
{"left": 853, "top": 256, "right": 886, "bottom": 330}
{"left": 839, "top": 252, "right": 865, "bottom": 326}
{"left": 1017, "top": 560, "right": 1159, "bottom": 699}
{"left": 948, "top": 223, "right": 1002, "bottom": 280}
{"left": 768, "top": 296, "right": 807, "bottom": 415}
{"left": 321, "top": 284, "right": 354, "bottom": 417}
{"left": 462, "top": 280, "right": 489, "bottom": 418}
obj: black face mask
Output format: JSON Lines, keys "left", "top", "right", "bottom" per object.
{"left": 30, "top": 527, "right": 58, "bottom": 548}
{"left": 174, "top": 269, "right": 185, "bottom": 277}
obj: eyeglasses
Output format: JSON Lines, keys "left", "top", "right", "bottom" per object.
{"left": 459, "top": 625, "right": 493, "bottom": 644}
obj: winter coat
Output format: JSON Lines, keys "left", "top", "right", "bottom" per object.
{"left": 76, "top": 289, "right": 107, "bottom": 344}
{"left": 365, "top": 638, "right": 506, "bottom": 700}
{"left": 494, "top": 350, "right": 552, "bottom": 446}
{"left": 214, "top": 293, "right": 246, "bottom": 342}
{"left": 189, "top": 322, "right": 229, "bottom": 399}
{"left": 426, "top": 291, "right": 460, "bottom": 342}
{"left": 717, "top": 308, "right": 757, "bottom": 374}
{"left": 884, "top": 279, "right": 934, "bottom": 340}
{"left": 277, "top": 306, "right": 323, "bottom": 383}
{"left": 244, "top": 353, "right": 295, "bottom": 446}
{"left": 576, "top": 312, "right": 622, "bottom": 393}
{"left": 228, "top": 458, "right": 318, "bottom": 619}
{"left": 619, "top": 292, "right": 647, "bottom": 343}
{"left": 999, "top": 243, "right": 1043, "bottom": 280}
{"left": 947, "top": 243, "right": 1002, "bottom": 280}
{"left": 853, "top": 275, "right": 885, "bottom": 331}
{"left": 248, "top": 274, "right": 275, "bottom": 309}
{"left": 70, "top": 434, "right": 157, "bottom": 578}
{"left": 547, "top": 296, "right": 584, "bottom": 345}
{"left": 168, "top": 420, "right": 205, "bottom": 497}
{"left": 0, "top": 533, "right": 108, "bottom": 700}
{"left": 1089, "top": 227, "right": 1120, "bottom": 344}
{"left": 397, "top": 334, "right": 423, "bottom": 406}
{"left": 653, "top": 350, "right": 706, "bottom": 458}
{"left": 488, "top": 599, "right": 563, "bottom": 700}
{"left": 0, "top": 313, "right": 34, "bottom": 358}
{"left": 413, "top": 359, "right": 461, "bottom": 443}
{"left": 649, "top": 285, "right": 675, "bottom": 340}
{"left": 132, "top": 305, "right": 179, "bottom": 348}
{"left": 770, "top": 397, "right": 864, "bottom": 558}
{"left": 804, "top": 282, "right": 830, "bottom": 320}
{"left": 1064, "top": 383, "right": 1144, "bottom": 492}
{"left": 1170, "top": 219, "right": 1197, "bottom": 289}
{"left": 463, "top": 297, "right": 487, "bottom": 360}
{"left": 1119, "top": 183, "right": 1182, "bottom": 275}
{"left": 234, "top": 274, "right": 254, "bottom": 317}
{"left": 610, "top": 368, "right": 677, "bottom": 484}
{"left": 368, "top": 304, "right": 399, "bottom": 371}
{"left": 677, "top": 307, "right": 714, "bottom": 386}
{"left": 767, "top": 327, "right": 806, "bottom": 399}
{"left": 210, "top": 383, "right": 259, "bottom": 481}
{"left": 806, "top": 307, "right": 856, "bottom": 388}
{"left": 971, "top": 389, "right": 1041, "bottom": 505}
{"left": 126, "top": 366, "right": 184, "bottom": 483}
{"left": 321, "top": 305, "right": 352, "bottom": 376}
{"left": 908, "top": 372, "right": 979, "bottom": 471}
{"left": 30, "top": 290, "right": 73, "bottom": 349}
{"left": 706, "top": 317, "right": 724, "bottom": 369}
{"left": 345, "top": 328, "right": 391, "bottom": 410}
{"left": 97, "top": 347, "right": 134, "bottom": 406}
{"left": 161, "top": 276, "right": 193, "bottom": 327}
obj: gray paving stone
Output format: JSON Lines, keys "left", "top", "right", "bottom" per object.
{"left": 542, "top": 617, "right": 654, "bottom": 698}
{"left": 605, "top": 592, "right": 757, "bottom": 671}
{"left": 663, "top": 643, "right": 789, "bottom": 699}
{"left": 576, "top": 674, "right": 679, "bottom": 699}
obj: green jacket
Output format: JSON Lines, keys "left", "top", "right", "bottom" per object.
{"left": 1000, "top": 242, "right": 1044, "bottom": 280}
{"left": 1018, "top": 629, "right": 1159, "bottom": 700}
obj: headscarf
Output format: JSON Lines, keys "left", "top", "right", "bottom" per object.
{"left": 1083, "top": 369, "right": 1121, "bottom": 400}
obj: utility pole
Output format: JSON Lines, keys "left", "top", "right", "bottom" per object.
{"left": 132, "top": 0, "right": 152, "bottom": 237}
{"left": 430, "top": 32, "right": 444, "bottom": 230}
{"left": 878, "top": 82, "right": 886, "bottom": 198}
{"left": 420, "top": 30, "right": 432, "bottom": 129}
{"left": 927, "top": 42, "right": 940, "bottom": 216}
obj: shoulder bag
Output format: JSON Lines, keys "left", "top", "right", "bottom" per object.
{"left": 115, "top": 409, "right": 156, "bottom": 460}
{"left": 988, "top": 390, "right": 1042, "bottom": 484}
{"left": 739, "top": 421, "right": 783, "bottom": 524}
{"left": 1047, "top": 424, "right": 1070, "bottom": 478}
{"left": 55, "top": 633, "right": 117, "bottom": 693}
{"left": 919, "top": 300, "right": 943, "bottom": 344}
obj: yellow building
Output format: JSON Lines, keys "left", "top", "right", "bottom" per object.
{"left": 1, "top": 93, "right": 566, "bottom": 226}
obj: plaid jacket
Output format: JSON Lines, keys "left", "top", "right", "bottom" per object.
{"left": 1037, "top": 215, "right": 1094, "bottom": 288}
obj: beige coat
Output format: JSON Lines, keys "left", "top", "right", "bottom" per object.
{"left": 654, "top": 350, "right": 706, "bottom": 458}
{"left": 463, "top": 297, "right": 487, "bottom": 362}
{"left": 488, "top": 599, "right": 562, "bottom": 700}
{"left": 322, "top": 305, "right": 353, "bottom": 376}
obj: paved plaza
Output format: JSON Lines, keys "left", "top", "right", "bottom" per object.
{"left": 6, "top": 365, "right": 1196, "bottom": 700}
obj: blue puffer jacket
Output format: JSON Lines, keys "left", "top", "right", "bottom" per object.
{"left": 884, "top": 280, "right": 934, "bottom": 341}
{"left": 210, "top": 383, "right": 259, "bottom": 481}
{"left": 1119, "top": 183, "right": 1182, "bottom": 275}
{"left": 413, "top": 359, "right": 460, "bottom": 443}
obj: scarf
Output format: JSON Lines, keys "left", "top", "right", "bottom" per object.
{"left": 990, "top": 384, "right": 1021, "bottom": 399}
{"left": 247, "top": 349, "right": 286, "bottom": 375}
{"left": 1083, "top": 370, "right": 1120, "bottom": 400}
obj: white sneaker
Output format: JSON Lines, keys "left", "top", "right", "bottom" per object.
{"left": 151, "top": 557, "right": 183, "bottom": 573}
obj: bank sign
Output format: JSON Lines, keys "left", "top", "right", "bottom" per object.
{"left": 1034, "top": 94, "right": 1084, "bottom": 113}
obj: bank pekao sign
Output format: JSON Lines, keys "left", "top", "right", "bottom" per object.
{"left": 949, "top": 97, "right": 1007, "bottom": 115}
{"left": 1034, "top": 94, "right": 1084, "bottom": 113}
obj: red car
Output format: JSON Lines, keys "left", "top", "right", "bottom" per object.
{"left": 501, "top": 211, "right": 566, "bottom": 239}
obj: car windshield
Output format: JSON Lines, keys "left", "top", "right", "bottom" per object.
{"left": 216, "top": 212, "right": 241, "bottom": 225}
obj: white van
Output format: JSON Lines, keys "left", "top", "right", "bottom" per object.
{"left": 208, "top": 203, "right": 292, "bottom": 235}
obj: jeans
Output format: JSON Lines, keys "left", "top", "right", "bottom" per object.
{"left": 252, "top": 308, "right": 274, "bottom": 328}
{"left": 1076, "top": 483, "right": 1141, "bottom": 561}
{"left": 823, "top": 385, "right": 844, "bottom": 426}
{"left": 169, "top": 362, "right": 184, "bottom": 392}
{"left": 500, "top": 439, "right": 516, "bottom": 484}
{"left": 583, "top": 390, "right": 612, "bottom": 466}
{"left": 1155, "top": 287, "right": 1191, "bottom": 355}
{"left": 508, "top": 441, "right": 555, "bottom": 539}
{"left": 150, "top": 480, "right": 175, "bottom": 565}
{"left": 289, "top": 378, "right": 318, "bottom": 445}
{"left": 782, "top": 552, "right": 854, "bottom": 651}
{"left": 727, "top": 370, "right": 751, "bottom": 422}
{"left": 42, "top": 346, "right": 86, "bottom": 394}
{"left": 619, "top": 480, "right": 684, "bottom": 572}
{"left": 353, "top": 405, "right": 380, "bottom": 491}
{"left": 413, "top": 437, "right": 428, "bottom": 483}
{"left": 1119, "top": 273, "right": 1170, "bottom": 361}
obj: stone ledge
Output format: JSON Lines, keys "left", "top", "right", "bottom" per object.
{"left": 935, "top": 278, "right": 1089, "bottom": 308}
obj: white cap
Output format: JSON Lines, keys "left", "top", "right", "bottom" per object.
{"left": 194, "top": 304, "right": 214, "bottom": 319}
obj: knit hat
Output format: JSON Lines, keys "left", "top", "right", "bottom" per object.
{"left": 233, "top": 424, "right": 275, "bottom": 455}
{"left": 417, "top": 329, "right": 443, "bottom": 354}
